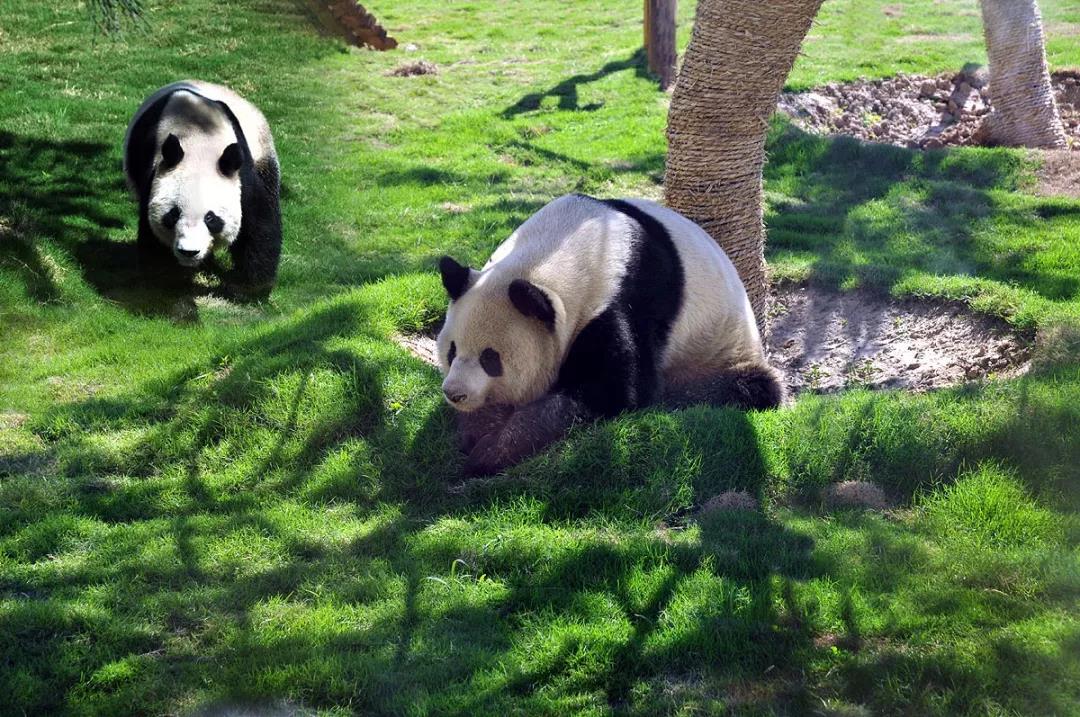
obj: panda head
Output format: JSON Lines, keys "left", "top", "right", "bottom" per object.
{"left": 436, "top": 256, "right": 564, "bottom": 412}
{"left": 147, "top": 129, "right": 244, "bottom": 268}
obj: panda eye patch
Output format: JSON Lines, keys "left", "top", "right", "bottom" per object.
{"left": 447, "top": 341, "right": 456, "bottom": 366}
{"left": 204, "top": 211, "right": 225, "bottom": 234}
{"left": 162, "top": 206, "right": 181, "bottom": 229}
{"left": 480, "top": 348, "right": 503, "bottom": 377}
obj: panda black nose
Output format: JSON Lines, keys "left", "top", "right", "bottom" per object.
{"left": 177, "top": 248, "right": 200, "bottom": 259}
{"left": 444, "top": 389, "right": 467, "bottom": 404}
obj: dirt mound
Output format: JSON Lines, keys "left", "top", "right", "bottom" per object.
{"left": 777, "top": 69, "right": 1080, "bottom": 150}
{"left": 822, "top": 481, "right": 891, "bottom": 511}
{"left": 388, "top": 60, "right": 438, "bottom": 77}
{"left": 395, "top": 285, "right": 1031, "bottom": 397}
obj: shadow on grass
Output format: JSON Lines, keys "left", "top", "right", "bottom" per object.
{"left": 0, "top": 287, "right": 828, "bottom": 713}
{"left": 0, "top": 130, "right": 239, "bottom": 321}
{"left": 502, "top": 48, "right": 650, "bottom": 118}
{"left": 2, "top": 283, "right": 1079, "bottom": 713}
{"left": 764, "top": 120, "right": 1080, "bottom": 303}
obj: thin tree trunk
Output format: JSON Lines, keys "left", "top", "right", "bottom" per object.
{"left": 977, "top": 0, "right": 1065, "bottom": 148}
{"left": 644, "top": 0, "right": 677, "bottom": 91}
{"left": 665, "top": 0, "right": 824, "bottom": 326}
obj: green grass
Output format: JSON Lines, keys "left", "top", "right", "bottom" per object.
{"left": 2, "top": 0, "right": 1079, "bottom": 714}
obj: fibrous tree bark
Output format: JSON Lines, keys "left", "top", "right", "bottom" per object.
{"left": 644, "top": 0, "right": 678, "bottom": 90}
{"left": 318, "top": 1, "right": 397, "bottom": 50}
{"left": 977, "top": 0, "right": 1066, "bottom": 148}
{"left": 665, "top": 0, "right": 824, "bottom": 325}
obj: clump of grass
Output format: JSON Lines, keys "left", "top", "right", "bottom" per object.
{"left": 923, "top": 463, "right": 1063, "bottom": 549}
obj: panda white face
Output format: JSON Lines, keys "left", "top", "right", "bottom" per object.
{"left": 437, "top": 258, "right": 562, "bottom": 412}
{"left": 147, "top": 132, "right": 243, "bottom": 268}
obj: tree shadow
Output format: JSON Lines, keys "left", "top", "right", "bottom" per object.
{"left": 764, "top": 120, "right": 1080, "bottom": 302}
{"left": 0, "top": 130, "right": 265, "bottom": 322}
{"left": 502, "top": 48, "right": 650, "bottom": 118}
{"left": 0, "top": 132, "right": 125, "bottom": 301}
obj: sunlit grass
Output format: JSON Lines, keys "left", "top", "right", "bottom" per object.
{"left": 1, "top": 0, "right": 1078, "bottom": 714}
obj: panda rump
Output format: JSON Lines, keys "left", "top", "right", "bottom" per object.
{"left": 437, "top": 193, "right": 784, "bottom": 475}
{"left": 123, "top": 80, "right": 282, "bottom": 294}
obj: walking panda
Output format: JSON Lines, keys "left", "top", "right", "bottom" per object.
{"left": 123, "top": 80, "right": 281, "bottom": 296}
{"left": 437, "top": 193, "right": 785, "bottom": 475}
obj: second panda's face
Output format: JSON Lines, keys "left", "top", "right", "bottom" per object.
{"left": 436, "top": 257, "right": 563, "bottom": 412}
{"left": 148, "top": 133, "right": 243, "bottom": 267}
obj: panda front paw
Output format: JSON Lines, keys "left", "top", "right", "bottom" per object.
{"left": 464, "top": 434, "right": 507, "bottom": 477}
{"left": 456, "top": 403, "right": 515, "bottom": 454}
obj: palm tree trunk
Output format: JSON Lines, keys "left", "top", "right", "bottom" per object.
{"left": 665, "top": 0, "right": 824, "bottom": 326}
{"left": 978, "top": 0, "right": 1066, "bottom": 148}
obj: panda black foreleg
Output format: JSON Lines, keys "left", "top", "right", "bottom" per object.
{"left": 228, "top": 225, "right": 280, "bottom": 299}
{"left": 456, "top": 403, "right": 516, "bottom": 454}
{"left": 136, "top": 205, "right": 176, "bottom": 278}
{"left": 556, "top": 307, "right": 660, "bottom": 417}
{"left": 463, "top": 393, "right": 592, "bottom": 477}
{"left": 228, "top": 176, "right": 282, "bottom": 300}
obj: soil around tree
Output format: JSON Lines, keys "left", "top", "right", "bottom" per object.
{"left": 777, "top": 69, "right": 1080, "bottom": 151}
{"left": 395, "top": 284, "right": 1032, "bottom": 398}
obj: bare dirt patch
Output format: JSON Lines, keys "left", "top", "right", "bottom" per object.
{"left": 0, "top": 412, "right": 29, "bottom": 430}
{"left": 767, "top": 284, "right": 1030, "bottom": 395}
{"left": 1037, "top": 149, "right": 1080, "bottom": 198}
{"left": 777, "top": 69, "right": 1080, "bottom": 150}
{"left": 395, "top": 284, "right": 1031, "bottom": 397}
{"left": 395, "top": 332, "right": 439, "bottom": 365}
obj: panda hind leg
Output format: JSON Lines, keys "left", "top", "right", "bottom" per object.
{"left": 663, "top": 363, "right": 787, "bottom": 411}
{"left": 463, "top": 393, "right": 591, "bottom": 476}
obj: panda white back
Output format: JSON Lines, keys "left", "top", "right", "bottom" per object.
{"left": 484, "top": 194, "right": 636, "bottom": 350}
{"left": 483, "top": 194, "right": 764, "bottom": 376}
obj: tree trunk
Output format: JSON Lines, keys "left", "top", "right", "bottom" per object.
{"left": 644, "top": 0, "right": 678, "bottom": 91}
{"left": 665, "top": 0, "right": 824, "bottom": 326}
{"left": 977, "top": 0, "right": 1066, "bottom": 148}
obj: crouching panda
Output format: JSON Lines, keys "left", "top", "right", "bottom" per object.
{"left": 437, "top": 193, "right": 785, "bottom": 476}
{"left": 123, "top": 80, "right": 281, "bottom": 296}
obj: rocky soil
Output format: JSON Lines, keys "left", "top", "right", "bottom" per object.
{"left": 777, "top": 68, "right": 1080, "bottom": 150}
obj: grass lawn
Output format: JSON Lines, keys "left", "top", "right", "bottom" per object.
{"left": 2, "top": 0, "right": 1079, "bottom": 714}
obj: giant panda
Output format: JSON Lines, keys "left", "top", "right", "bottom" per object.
{"left": 437, "top": 193, "right": 785, "bottom": 476}
{"left": 123, "top": 80, "right": 281, "bottom": 296}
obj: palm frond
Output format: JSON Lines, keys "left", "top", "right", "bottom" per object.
{"left": 86, "top": 0, "right": 145, "bottom": 35}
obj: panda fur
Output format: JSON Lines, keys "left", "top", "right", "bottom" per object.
{"left": 437, "top": 193, "right": 785, "bottom": 475}
{"left": 123, "top": 80, "right": 281, "bottom": 295}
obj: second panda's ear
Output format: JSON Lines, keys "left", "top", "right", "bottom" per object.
{"left": 161, "top": 134, "right": 184, "bottom": 169}
{"left": 219, "top": 143, "right": 243, "bottom": 177}
{"left": 508, "top": 279, "right": 555, "bottom": 331}
{"left": 439, "top": 256, "right": 474, "bottom": 300}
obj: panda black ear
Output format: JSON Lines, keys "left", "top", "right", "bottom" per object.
{"left": 161, "top": 134, "right": 184, "bottom": 169}
{"left": 219, "top": 143, "right": 243, "bottom": 177}
{"left": 439, "top": 256, "right": 472, "bottom": 300}
{"left": 508, "top": 279, "right": 555, "bottom": 331}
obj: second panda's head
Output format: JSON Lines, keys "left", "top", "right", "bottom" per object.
{"left": 436, "top": 256, "right": 564, "bottom": 412}
{"left": 147, "top": 114, "right": 244, "bottom": 267}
